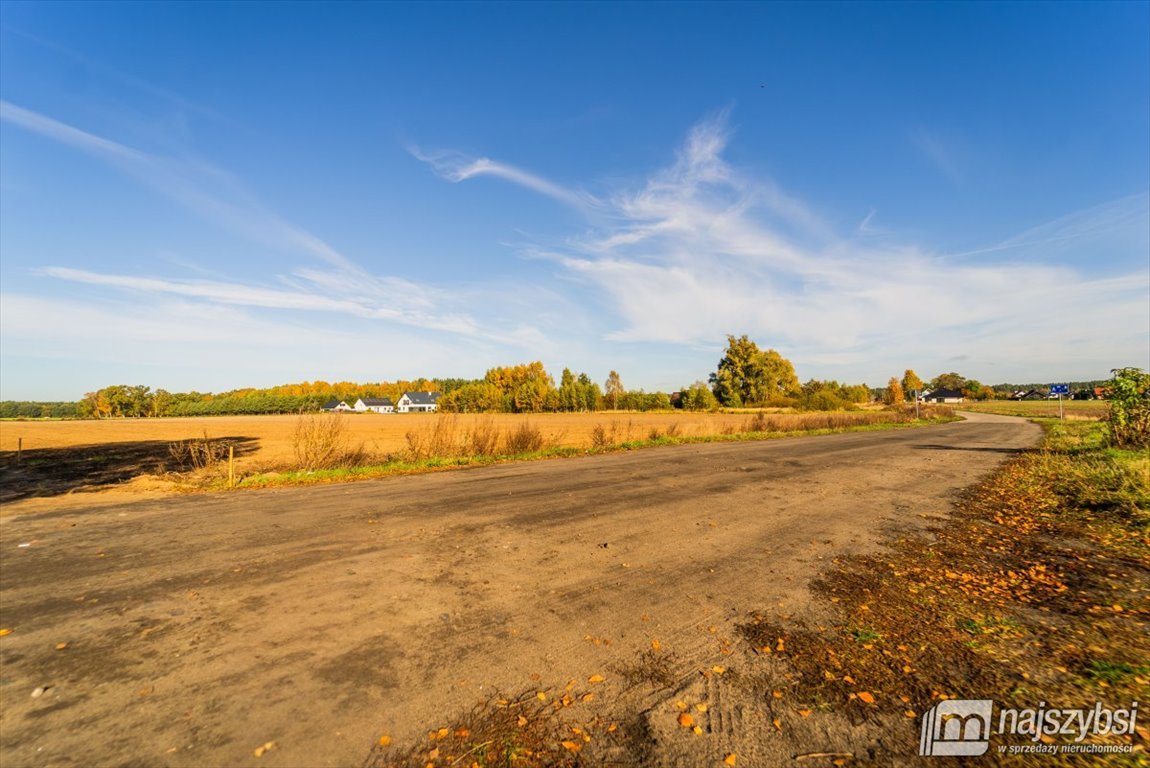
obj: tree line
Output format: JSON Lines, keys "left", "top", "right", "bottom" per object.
{"left": 1, "top": 334, "right": 1121, "bottom": 419}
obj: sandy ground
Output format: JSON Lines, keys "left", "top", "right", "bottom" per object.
{"left": 0, "top": 413, "right": 1040, "bottom": 767}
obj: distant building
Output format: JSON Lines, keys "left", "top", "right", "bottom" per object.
{"left": 320, "top": 400, "right": 353, "bottom": 412}
{"left": 923, "top": 388, "right": 965, "bottom": 404}
{"left": 396, "top": 391, "right": 441, "bottom": 413}
{"left": 354, "top": 397, "right": 394, "bottom": 414}
{"left": 1012, "top": 390, "right": 1045, "bottom": 401}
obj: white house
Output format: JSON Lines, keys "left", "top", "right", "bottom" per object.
{"left": 396, "top": 391, "right": 441, "bottom": 413}
{"left": 320, "top": 399, "right": 354, "bottom": 412}
{"left": 354, "top": 397, "right": 394, "bottom": 414}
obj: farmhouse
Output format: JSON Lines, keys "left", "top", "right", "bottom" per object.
{"left": 320, "top": 399, "right": 353, "bottom": 412}
{"left": 396, "top": 391, "right": 441, "bottom": 413}
{"left": 923, "top": 388, "right": 965, "bottom": 404}
{"left": 1012, "top": 390, "right": 1045, "bottom": 401}
{"left": 354, "top": 397, "right": 394, "bottom": 414}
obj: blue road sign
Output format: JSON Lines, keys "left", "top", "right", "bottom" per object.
{"left": 1050, "top": 384, "right": 1070, "bottom": 395}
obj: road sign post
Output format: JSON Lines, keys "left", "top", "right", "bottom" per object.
{"left": 1050, "top": 384, "right": 1069, "bottom": 419}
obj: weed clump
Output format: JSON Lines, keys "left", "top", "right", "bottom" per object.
{"left": 294, "top": 413, "right": 365, "bottom": 470}
{"left": 168, "top": 431, "right": 229, "bottom": 472}
{"left": 503, "top": 421, "right": 544, "bottom": 454}
{"left": 404, "top": 415, "right": 462, "bottom": 461}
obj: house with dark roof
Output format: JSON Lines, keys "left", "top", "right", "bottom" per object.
{"left": 396, "top": 391, "right": 441, "bottom": 413}
{"left": 355, "top": 397, "right": 394, "bottom": 414}
{"left": 1012, "top": 389, "right": 1045, "bottom": 401}
{"left": 923, "top": 388, "right": 965, "bottom": 404}
{"left": 320, "top": 399, "right": 353, "bottom": 412}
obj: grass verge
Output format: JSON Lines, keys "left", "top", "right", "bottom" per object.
{"left": 737, "top": 418, "right": 1149, "bottom": 764}
{"left": 215, "top": 415, "right": 959, "bottom": 492}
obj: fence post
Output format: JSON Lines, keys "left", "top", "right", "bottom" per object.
{"left": 228, "top": 445, "right": 235, "bottom": 488}
{"left": 16, "top": 437, "right": 22, "bottom": 464}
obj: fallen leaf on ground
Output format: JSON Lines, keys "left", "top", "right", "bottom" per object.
{"left": 724, "top": 754, "right": 738, "bottom": 766}
{"left": 711, "top": 665, "right": 726, "bottom": 674}
{"left": 678, "top": 712, "right": 694, "bottom": 728}
{"left": 378, "top": 735, "right": 391, "bottom": 747}
{"left": 651, "top": 638, "right": 662, "bottom": 651}
{"left": 798, "top": 709, "right": 812, "bottom": 718}
{"left": 253, "top": 742, "right": 276, "bottom": 758}
{"left": 561, "top": 740, "right": 582, "bottom": 753}
{"left": 857, "top": 691, "right": 876, "bottom": 704}
{"left": 588, "top": 674, "right": 605, "bottom": 684}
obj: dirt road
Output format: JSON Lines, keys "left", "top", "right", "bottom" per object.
{"left": 0, "top": 413, "right": 1040, "bottom": 767}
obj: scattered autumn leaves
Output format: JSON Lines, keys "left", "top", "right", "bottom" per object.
{"left": 737, "top": 419, "right": 1149, "bottom": 761}
{"left": 366, "top": 676, "right": 617, "bottom": 768}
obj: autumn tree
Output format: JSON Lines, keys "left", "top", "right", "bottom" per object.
{"left": 605, "top": 370, "right": 624, "bottom": 410}
{"left": 884, "top": 377, "right": 905, "bottom": 406}
{"left": 710, "top": 335, "right": 800, "bottom": 407}
{"left": 577, "top": 373, "right": 603, "bottom": 411}
{"left": 902, "top": 370, "right": 923, "bottom": 398}
{"left": 484, "top": 362, "right": 556, "bottom": 413}
{"left": 681, "top": 381, "right": 719, "bottom": 411}
{"left": 558, "top": 368, "right": 580, "bottom": 411}
{"left": 930, "top": 372, "right": 967, "bottom": 392}
{"left": 437, "top": 382, "right": 503, "bottom": 413}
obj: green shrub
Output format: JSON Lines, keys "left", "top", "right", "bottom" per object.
{"left": 1105, "top": 367, "right": 1150, "bottom": 448}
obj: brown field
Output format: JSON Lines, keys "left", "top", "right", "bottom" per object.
{"left": 0, "top": 410, "right": 906, "bottom": 472}
{"left": 0, "top": 409, "right": 935, "bottom": 509}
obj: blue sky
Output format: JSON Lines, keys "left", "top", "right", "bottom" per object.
{"left": 1, "top": 1, "right": 1147, "bottom": 400}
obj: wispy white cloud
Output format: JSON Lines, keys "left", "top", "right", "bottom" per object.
{"left": 910, "top": 128, "right": 967, "bottom": 183}
{"left": 436, "top": 112, "right": 1149, "bottom": 381}
{"left": 2, "top": 101, "right": 551, "bottom": 349}
{"left": 1, "top": 101, "right": 146, "bottom": 162}
{"left": 3, "top": 25, "right": 229, "bottom": 126}
{"left": 947, "top": 192, "right": 1150, "bottom": 264}
{"left": 1, "top": 100, "right": 360, "bottom": 272}
{"left": 0, "top": 292, "right": 500, "bottom": 398}
{"left": 410, "top": 146, "right": 599, "bottom": 210}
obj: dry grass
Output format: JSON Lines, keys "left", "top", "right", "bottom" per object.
{"left": 293, "top": 413, "right": 368, "bottom": 470}
{"left": 0, "top": 409, "right": 924, "bottom": 479}
{"left": 960, "top": 399, "right": 1108, "bottom": 420}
